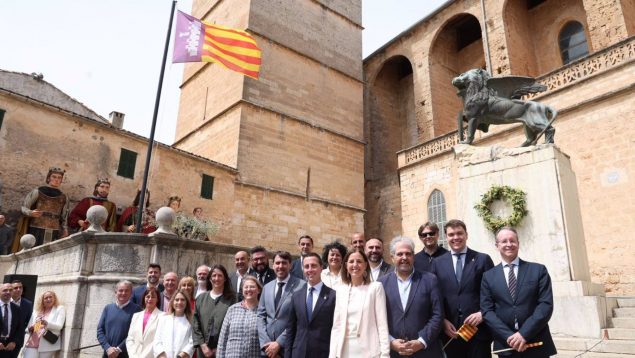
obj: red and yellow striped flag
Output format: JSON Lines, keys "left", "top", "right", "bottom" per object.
{"left": 173, "top": 10, "right": 262, "bottom": 79}
{"left": 457, "top": 324, "right": 478, "bottom": 341}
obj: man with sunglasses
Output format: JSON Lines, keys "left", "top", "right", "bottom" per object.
{"left": 414, "top": 222, "right": 448, "bottom": 273}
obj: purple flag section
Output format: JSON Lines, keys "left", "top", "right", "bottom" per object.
{"left": 173, "top": 10, "right": 204, "bottom": 63}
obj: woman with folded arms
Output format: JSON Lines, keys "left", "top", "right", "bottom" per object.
{"left": 126, "top": 287, "right": 161, "bottom": 358}
{"left": 23, "top": 291, "right": 66, "bottom": 358}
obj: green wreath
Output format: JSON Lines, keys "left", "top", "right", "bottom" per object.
{"left": 474, "top": 185, "right": 528, "bottom": 233}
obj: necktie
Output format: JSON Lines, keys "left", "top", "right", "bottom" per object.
{"left": 507, "top": 263, "right": 517, "bottom": 301}
{"left": 2, "top": 304, "right": 8, "bottom": 336}
{"left": 274, "top": 282, "right": 285, "bottom": 309}
{"left": 454, "top": 253, "right": 464, "bottom": 284}
{"left": 306, "top": 287, "right": 314, "bottom": 321}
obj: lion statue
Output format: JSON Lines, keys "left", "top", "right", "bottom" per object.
{"left": 452, "top": 68, "right": 557, "bottom": 147}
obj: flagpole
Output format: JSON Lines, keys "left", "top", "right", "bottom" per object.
{"left": 136, "top": 0, "right": 177, "bottom": 233}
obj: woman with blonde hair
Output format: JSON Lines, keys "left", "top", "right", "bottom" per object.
{"left": 179, "top": 276, "right": 197, "bottom": 311}
{"left": 153, "top": 290, "right": 194, "bottom": 358}
{"left": 23, "top": 291, "right": 66, "bottom": 358}
{"left": 329, "top": 249, "right": 390, "bottom": 358}
{"left": 126, "top": 287, "right": 162, "bottom": 358}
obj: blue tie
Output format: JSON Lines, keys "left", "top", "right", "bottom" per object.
{"left": 306, "top": 287, "right": 314, "bottom": 321}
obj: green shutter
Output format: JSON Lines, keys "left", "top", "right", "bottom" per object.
{"left": 201, "top": 174, "right": 214, "bottom": 199}
{"left": 117, "top": 148, "right": 137, "bottom": 179}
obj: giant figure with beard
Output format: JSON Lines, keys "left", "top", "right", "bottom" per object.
{"left": 68, "top": 178, "right": 117, "bottom": 232}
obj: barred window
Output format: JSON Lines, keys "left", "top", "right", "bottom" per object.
{"left": 559, "top": 21, "right": 589, "bottom": 64}
{"left": 427, "top": 189, "right": 448, "bottom": 248}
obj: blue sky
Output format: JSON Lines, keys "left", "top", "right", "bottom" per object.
{"left": 0, "top": 0, "right": 446, "bottom": 144}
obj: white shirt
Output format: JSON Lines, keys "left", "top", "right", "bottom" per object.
{"left": 236, "top": 270, "right": 247, "bottom": 292}
{"left": 274, "top": 276, "right": 291, "bottom": 296}
{"left": 389, "top": 273, "right": 427, "bottom": 348}
{"left": 450, "top": 248, "right": 468, "bottom": 273}
{"left": 370, "top": 260, "right": 384, "bottom": 281}
{"left": 0, "top": 301, "right": 12, "bottom": 337}
{"left": 306, "top": 282, "right": 323, "bottom": 311}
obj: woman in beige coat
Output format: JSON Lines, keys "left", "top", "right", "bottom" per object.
{"left": 23, "top": 291, "right": 66, "bottom": 358}
{"left": 329, "top": 249, "right": 390, "bottom": 358}
{"left": 126, "top": 287, "right": 162, "bottom": 358}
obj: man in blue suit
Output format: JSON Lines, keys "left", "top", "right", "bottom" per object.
{"left": 481, "top": 227, "right": 557, "bottom": 357}
{"left": 379, "top": 236, "right": 443, "bottom": 358}
{"left": 10, "top": 280, "right": 32, "bottom": 358}
{"left": 131, "top": 263, "right": 164, "bottom": 309}
{"left": 290, "top": 236, "right": 314, "bottom": 279}
{"left": 258, "top": 251, "right": 305, "bottom": 358}
{"left": 431, "top": 219, "right": 494, "bottom": 358}
{"left": 286, "top": 253, "right": 336, "bottom": 358}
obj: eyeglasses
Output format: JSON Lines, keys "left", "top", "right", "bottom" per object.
{"left": 419, "top": 232, "right": 436, "bottom": 238}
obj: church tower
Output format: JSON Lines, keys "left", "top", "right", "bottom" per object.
{"left": 173, "top": 0, "right": 364, "bottom": 248}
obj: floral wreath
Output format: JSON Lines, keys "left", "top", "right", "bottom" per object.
{"left": 474, "top": 185, "right": 528, "bottom": 233}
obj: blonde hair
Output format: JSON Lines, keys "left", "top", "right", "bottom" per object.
{"left": 35, "top": 291, "right": 60, "bottom": 313}
{"left": 178, "top": 276, "right": 196, "bottom": 300}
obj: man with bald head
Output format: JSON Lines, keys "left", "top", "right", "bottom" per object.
{"left": 350, "top": 232, "right": 365, "bottom": 251}
{"left": 230, "top": 251, "right": 250, "bottom": 300}
{"left": 161, "top": 272, "right": 178, "bottom": 311}
{"left": 0, "top": 283, "right": 22, "bottom": 357}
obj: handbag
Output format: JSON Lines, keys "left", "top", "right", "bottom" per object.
{"left": 42, "top": 330, "right": 59, "bottom": 344}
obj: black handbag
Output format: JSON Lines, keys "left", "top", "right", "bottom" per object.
{"left": 42, "top": 330, "right": 59, "bottom": 344}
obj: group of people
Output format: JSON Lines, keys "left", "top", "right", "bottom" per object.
{"left": 0, "top": 280, "right": 66, "bottom": 358}
{"left": 92, "top": 218, "right": 556, "bottom": 358}
{"left": 1, "top": 166, "right": 209, "bottom": 253}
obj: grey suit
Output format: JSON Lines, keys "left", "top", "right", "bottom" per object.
{"left": 257, "top": 275, "right": 305, "bottom": 357}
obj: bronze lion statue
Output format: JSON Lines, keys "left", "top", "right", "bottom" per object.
{"left": 452, "top": 68, "right": 557, "bottom": 147}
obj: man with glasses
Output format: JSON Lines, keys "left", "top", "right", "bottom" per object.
{"left": 248, "top": 246, "right": 275, "bottom": 285}
{"left": 414, "top": 222, "right": 448, "bottom": 273}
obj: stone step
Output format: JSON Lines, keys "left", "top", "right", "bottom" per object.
{"left": 610, "top": 317, "right": 635, "bottom": 329}
{"left": 613, "top": 307, "right": 635, "bottom": 317}
{"left": 616, "top": 297, "right": 635, "bottom": 308}
{"left": 604, "top": 328, "right": 635, "bottom": 341}
{"left": 554, "top": 336, "right": 635, "bottom": 355}
{"left": 556, "top": 350, "right": 635, "bottom": 358}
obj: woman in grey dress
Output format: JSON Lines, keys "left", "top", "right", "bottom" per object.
{"left": 193, "top": 264, "right": 236, "bottom": 357}
{"left": 216, "top": 276, "right": 262, "bottom": 358}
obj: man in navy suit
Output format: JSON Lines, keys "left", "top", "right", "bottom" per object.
{"left": 0, "top": 283, "right": 23, "bottom": 358}
{"left": 286, "top": 253, "right": 336, "bottom": 358}
{"left": 131, "top": 263, "right": 164, "bottom": 309}
{"left": 9, "top": 280, "right": 31, "bottom": 358}
{"left": 290, "top": 235, "right": 314, "bottom": 279}
{"left": 431, "top": 219, "right": 494, "bottom": 358}
{"left": 481, "top": 227, "right": 557, "bottom": 357}
{"left": 379, "top": 236, "right": 443, "bottom": 358}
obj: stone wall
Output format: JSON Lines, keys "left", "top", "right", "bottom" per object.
{"left": 0, "top": 232, "right": 244, "bottom": 357}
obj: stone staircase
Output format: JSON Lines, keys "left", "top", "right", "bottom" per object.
{"left": 554, "top": 297, "right": 635, "bottom": 357}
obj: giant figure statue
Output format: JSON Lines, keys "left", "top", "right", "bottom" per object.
{"left": 15, "top": 167, "right": 69, "bottom": 249}
{"left": 69, "top": 178, "right": 117, "bottom": 233}
{"left": 452, "top": 68, "right": 557, "bottom": 147}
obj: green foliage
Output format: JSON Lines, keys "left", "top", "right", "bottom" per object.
{"left": 474, "top": 185, "right": 528, "bottom": 233}
{"left": 173, "top": 213, "right": 219, "bottom": 240}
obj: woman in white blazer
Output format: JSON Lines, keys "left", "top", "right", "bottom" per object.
{"left": 126, "top": 287, "right": 162, "bottom": 358}
{"left": 329, "top": 250, "right": 390, "bottom": 358}
{"left": 23, "top": 291, "right": 66, "bottom": 358}
{"left": 153, "top": 290, "right": 194, "bottom": 358}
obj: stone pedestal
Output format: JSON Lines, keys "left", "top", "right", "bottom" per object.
{"left": 455, "top": 144, "right": 608, "bottom": 338}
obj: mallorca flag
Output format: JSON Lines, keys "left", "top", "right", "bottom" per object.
{"left": 173, "top": 10, "right": 261, "bottom": 79}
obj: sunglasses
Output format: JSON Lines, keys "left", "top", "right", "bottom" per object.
{"left": 419, "top": 232, "right": 436, "bottom": 238}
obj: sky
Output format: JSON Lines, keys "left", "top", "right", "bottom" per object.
{"left": 0, "top": 0, "right": 447, "bottom": 144}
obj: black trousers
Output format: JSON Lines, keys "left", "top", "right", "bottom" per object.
{"left": 444, "top": 337, "right": 491, "bottom": 358}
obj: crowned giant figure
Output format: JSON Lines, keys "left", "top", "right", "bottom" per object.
{"left": 68, "top": 178, "right": 117, "bottom": 233}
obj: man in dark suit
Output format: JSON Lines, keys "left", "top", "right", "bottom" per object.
{"left": 131, "top": 263, "right": 164, "bottom": 309}
{"left": 290, "top": 235, "right": 314, "bottom": 279}
{"left": 249, "top": 246, "right": 276, "bottom": 286}
{"left": 229, "top": 250, "right": 250, "bottom": 300}
{"left": 0, "top": 283, "right": 23, "bottom": 358}
{"left": 286, "top": 253, "right": 336, "bottom": 358}
{"left": 366, "top": 238, "right": 393, "bottom": 281}
{"left": 380, "top": 236, "right": 443, "bottom": 358}
{"left": 431, "top": 219, "right": 494, "bottom": 358}
{"left": 257, "top": 251, "right": 305, "bottom": 358}
{"left": 481, "top": 227, "right": 557, "bottom": 357}
{"left": 9, "top": 280, "right": 31, "bottom": 358}
{"left": 414, "top": 222, "right": 448, "bottom": 273}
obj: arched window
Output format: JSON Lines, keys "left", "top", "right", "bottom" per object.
{"left": 559, "top": 21, "right": 589, "bottom": 64}
{"left": 427, "top": 189, "right": 447, "bottom": 248}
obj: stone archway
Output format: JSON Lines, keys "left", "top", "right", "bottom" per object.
{"left": 365, "top": 55, "right": 415, "bottom": 240}
{"left": 428, "top": 13, "right": 486, "bottom": 137}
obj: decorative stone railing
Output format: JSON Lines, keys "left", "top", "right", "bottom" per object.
{"left": 399, "top": 36, "right": 635, "bottom": 168}
{"left": 0, "top": 232, "right": 246, "bottom": 357}
{"left": 528, "top": 36, "right": 635, "bottom": 99}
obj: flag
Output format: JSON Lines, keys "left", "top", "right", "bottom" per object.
{"left": 457, "top": 324, "right": 478, "bottom": 341}
{"left": 173, "top": 10, "right": 262, "bottom": 79}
